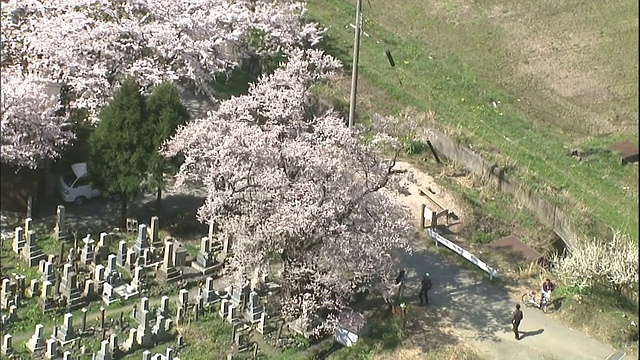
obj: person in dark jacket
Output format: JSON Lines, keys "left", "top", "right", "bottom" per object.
{"left": 419, "top": 273, "right": 432, "bottom": 305}
{"left": 395, "top": 269, "right": 407, "bottom": 301}
{"left": 512, "top": 304, "right": 524, "bottom": 340}
{"left": 540, "top": 278, "right": 555, "bottom": 308}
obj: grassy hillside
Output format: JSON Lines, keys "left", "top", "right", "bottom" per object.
{"left": 307, "top": 0, "right": 639, "bottom": 241}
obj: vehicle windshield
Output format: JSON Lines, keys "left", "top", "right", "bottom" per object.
{"left": 62, "top": 172, "right": 77, "bottom": 187}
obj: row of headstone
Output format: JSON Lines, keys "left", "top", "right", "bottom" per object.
{"left": 142, "top": 347, "right": 178, "bottom": 360}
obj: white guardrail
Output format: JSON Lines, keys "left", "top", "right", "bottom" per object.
{"left": 425, "top": 218, "right": 499, "bottom": 280}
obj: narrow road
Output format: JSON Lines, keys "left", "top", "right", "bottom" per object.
{"left": 394, "top": 184, "right": 634, "bottom": 360}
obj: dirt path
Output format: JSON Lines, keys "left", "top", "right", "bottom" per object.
{"left": 387, "top": 161, "right": 631, "bottom": 360}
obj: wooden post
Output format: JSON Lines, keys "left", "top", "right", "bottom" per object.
{"left": 430, "top": 211, "right": 437, "bottom": 229}
{"left": 419, "top": 204, "right": 426, "bottom": 228}
{"left": 426, "top": 140, "right": 441, "bottom": 163}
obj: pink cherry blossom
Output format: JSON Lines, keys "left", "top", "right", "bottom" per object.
{"left": 1, "top": 0, "right": 324, "bottom": 121}
{"left": 164, "top": 49, "right": 415, "bottom": 333}
{"left": 1, "top": 67, "right": 74, "bottom": 167}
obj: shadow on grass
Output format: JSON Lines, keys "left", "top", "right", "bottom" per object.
{"left": 315, "top": 34, "right": 353, "bottom": 72}
{"left": 553, "top": 296, "right": 566, "bottom": 311}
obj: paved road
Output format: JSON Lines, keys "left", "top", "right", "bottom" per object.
{"left": 394, "top": 193, "right": 633, "bottom": 360}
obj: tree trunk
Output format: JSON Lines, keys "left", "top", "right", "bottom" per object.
{"left": 155, "top": 187, "right": 162, "bottom": 216}
{"left": 120, "top": 193, "right": 128, "bottom": 230}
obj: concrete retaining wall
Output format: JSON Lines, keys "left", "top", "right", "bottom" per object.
{"left": 426, "top": 127, "right": 580, "bottom": 249}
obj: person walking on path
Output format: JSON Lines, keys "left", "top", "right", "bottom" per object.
{"left": 512, "top": 304, "right": 524, "bottom": 340}
{"left": 419, "top": 273, "right": 432, "bottom": 305}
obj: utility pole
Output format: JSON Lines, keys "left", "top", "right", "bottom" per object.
{"left": 348, "top": 0, "right": 363, "bottom": 129}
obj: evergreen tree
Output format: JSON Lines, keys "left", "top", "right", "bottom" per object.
{"left": 145, "top": 82, "right": 190, "bottom": 214}
{"left": 89, "top": 77, "right": 148, "bottom": 228}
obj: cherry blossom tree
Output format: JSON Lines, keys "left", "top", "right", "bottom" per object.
{"left": 551, "top": 231, "right": 639, "bottom": 297}
{"left": 163, "top": 49, "right": 416, "bottom": 334}
{"left": 1, "top": 0, "right": 324, "bottom": 121}
{"left": 1, "top": 67, "right": 74, "bottom": 168}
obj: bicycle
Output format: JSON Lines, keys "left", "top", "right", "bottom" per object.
{"left": 521, "top": 291, "right": 553, "bottom": 313}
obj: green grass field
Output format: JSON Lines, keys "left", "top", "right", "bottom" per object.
{"left": 307, "top": 0, "right": 639, "bottom": 242}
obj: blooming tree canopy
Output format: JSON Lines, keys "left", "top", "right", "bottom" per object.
{"left": 1, "top": 0, "right": 323, "bottom": 120}
{"left": 1, "top": 67, "right": 74, "bottom": 168}
{"left": 163, "top": 49, "right": 415, "bottom": 333}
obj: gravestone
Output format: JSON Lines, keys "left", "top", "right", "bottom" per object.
{"left": 177, "top": 289, "right": 188, "bottom": 308}
{"left": 22, "top": 230, "right": 45, "bottom": 267}
{"left": 244, "top": 291, "right": 264, "bottom": 323}
{"left": 42, "top": 261, "right": 56, "bottom": 285}
{"left": 39, "top": 280, "right": 56, "bottom": 311}
{"left": 157, "top": 239, "right": 181, "bottom": 282}
{"left": 176, "top": 306, "right": 184, "bottom": 325}
{"left": 201, "top": 277, "right": 219, "bottom": 305}
{"left": 227, "top": 304, "right": 238, "bottom": 323}
{"left": 54, "top": 205, "right": 70, "bottom": 241}
{"left": 0, "top": 278, "right": 11, "bottom": 309}
{"left": 98, "top": 232, "right": 109, "bottom": 252}
{"left": 13, "top": 227, "right": 24, "bottom": 254}
{"left": 149, "top": 216, "right": 161, "bottom": 247}
{"left": 126, "top": 249, "right": 137, "bottom": 271}
{"left": 95, "top": 264, "right": 106, "bottom": 283}
{"left": 59, "top": 263, "right": 84, "bottom": 310}
{"left": 116, "top": 241, "right": 127, "bottom": 267}
{"left": 8, "top": 305, "right": 17, "bottom": 321}
{"left": 57, "top": 312, "right": 77, "bottom": 345}
{"left": 94, "top": 340, "right": 112, "bottom": 360}
{"left": 109, "top": 333, "right": 118, "bottom": 357}
{"left": 106, "top": 254, "right": 117, "bottom": 275}
{"left": 133, "top": 224, "right": 149, "bottom": 257}
{"left": 24, "top": 217, "right": 32, "bottom": 237}
{"left": 151, "top": 314, "right": 166, "bottom": 338}
{"left": 102, "top": 282, "right": 118, "bottom": 305}
{"left": 131, "top": 266, "right": 143, "bottom": 291}
{"left": 191, "top": 237, "right": 221, "bottom": 275}
{"left": 79, "top": 235, "right": 95, "bottom": 265}
{"left": 28, "top": 278, "right": 40, "bottom": 297}
{"left": 83, "top": 279, "right": 95, "bottom": 299}
{"left": 219, "top": 299, "right": 230, "bottom": 319}
{"left": 142, "top": 350, "right": 151, "bottom": 360}
{"left": 45, "top": 338, "right": 57, "bottom": 359}
{"left": 257, "top": 312, "right": 267, "bottom": 335}
{"left": 160, "top": 296, "right": 169, "bottom": 316}
{"left": 26, "top": 323, "right": 46, "bottom": 352}
{"left": 134, "top": 297, "right": 150, "bottom": 325}
{"left": 136, "top": 310, "right": 153, "bottom": 347}
{"left": 1, "top": 334, "right": 12, "bottom": 356}
{"left": 63, "top": 351, "right": 72, "bottom": 360}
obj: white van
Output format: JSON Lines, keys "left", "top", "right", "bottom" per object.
{"left": 58, "top": 162, "right": 103, "bottom": 205}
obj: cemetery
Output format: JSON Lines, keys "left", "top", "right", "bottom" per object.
{"left": 0, "top": 205, "right": 404, "bottom": 359}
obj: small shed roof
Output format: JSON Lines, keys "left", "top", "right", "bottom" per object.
{"left": 609, "top": 141, "right": 639, "bottom": 164}
{"left": 337, "top": 310, "right": 367, "bottom": 332}
{"left": 486, "top": 235, "right": 542, "bottom": 263}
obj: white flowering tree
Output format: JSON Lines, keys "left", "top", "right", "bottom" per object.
{"left": 1, "top": 0, "right": 323, "bottom": 120}
{"left": 1, "top": 67, "right": 74, "bottom": 168}
{"left": 550, "top": 231, "right": 639, "bottom": 297}
{"left": 163, "top": 49, "right": 415, "bottom": 334}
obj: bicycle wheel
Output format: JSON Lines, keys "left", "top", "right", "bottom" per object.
{"left": 521, "top": 292, "right": 537, "bottom": 308}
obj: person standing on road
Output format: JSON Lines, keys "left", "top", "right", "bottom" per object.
{"left": 540, "top": 278, "right": 555, "bottom": 308}
{"left": 512, "top": 304, "right": 524, "bottom": 340}
{"left": 419, "top": 273, "right": 432, "bottom": 305}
